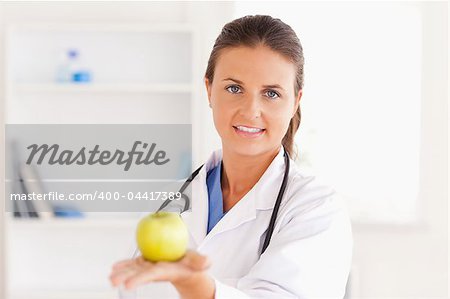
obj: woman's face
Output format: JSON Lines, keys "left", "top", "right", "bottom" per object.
{"left": 205, "top": 45, "right": 302, "bottom": 157}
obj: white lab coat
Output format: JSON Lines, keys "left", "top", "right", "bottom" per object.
{"left": 179, "top": 147, "right": 353, "bottom": 299}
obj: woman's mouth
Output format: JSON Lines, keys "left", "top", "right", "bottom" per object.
{"left": 233, "top": 125, "right": 266, "bottom": 138}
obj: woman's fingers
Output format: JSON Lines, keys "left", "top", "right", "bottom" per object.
{"left": 124, "top": 260, "right": 199, "bottom": 288}
{"left": 110, "top": 266, "right": 142, "bottom": 287}
{"left": 112, "top": 258, "right": 139, "bottom": 270}
{"left": 110, "top": 252, "right": 211, "bottom": 289}
{"left": 124, "top": 263, "right": 176, "bottom": 289}
{"left": 110, "top": 258, "right": 155, "bottom": 286}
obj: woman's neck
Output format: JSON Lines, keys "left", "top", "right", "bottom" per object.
{"left": 220, "top": 145, "right": 281, "bottom": 212}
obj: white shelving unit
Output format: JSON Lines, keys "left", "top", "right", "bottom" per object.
{"left": 4, "top": 22, "right": 202, "bottom": 297}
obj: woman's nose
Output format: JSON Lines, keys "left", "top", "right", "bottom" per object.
{"left": 239, "top": 93, "right": 262, "bottom": 119}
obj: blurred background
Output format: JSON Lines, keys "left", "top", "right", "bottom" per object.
{"left": 0, "top": 1, "right": 448, "bottom": 298}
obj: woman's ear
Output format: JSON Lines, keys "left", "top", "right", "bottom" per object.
{"left": 204, "top": 77, "right": 212, "bottom": 108}
{"left": 292, "top": 89, "right": 302, "bottom": 117}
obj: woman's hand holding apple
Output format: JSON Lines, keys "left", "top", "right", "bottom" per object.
{"left": 109, "top": 212, "right": 215, "bottom": 299}
{"left": 110, "top": 250, "right": 215, "bottom": 299}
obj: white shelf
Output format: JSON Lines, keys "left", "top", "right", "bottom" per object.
{"left": 7, "top": 22, "right": 196, "bottom": 33}
{"left": 11, "top": 83, "right": 193, "bottom": 94}
{"left": 6, "top": 217, "right": 140, "bottom": 229}
{"left": 9, "top": 290, "right": 119, "bottom": 299}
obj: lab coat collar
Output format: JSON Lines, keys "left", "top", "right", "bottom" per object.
{"left": 181, "top": 146, "right": 287, "bottom": 247}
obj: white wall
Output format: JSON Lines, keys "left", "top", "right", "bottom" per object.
{"left": 351, "top": 2, "right": 448, "bottom": 298}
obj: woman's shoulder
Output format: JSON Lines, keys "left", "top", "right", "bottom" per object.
{"left": 278, "top": 160, "right": 351, "bottom": 232}
{"left": 284, "top": 161, "right": 338, "bottom": 207}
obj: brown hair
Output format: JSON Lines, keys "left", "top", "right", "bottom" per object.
{"left": 205, "top": 15, "right": 304, "bottom": 159}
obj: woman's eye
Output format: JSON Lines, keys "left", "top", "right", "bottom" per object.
{"left": 226, "top": 85, "right": 241, "bottom": 94}
{"left": 266, "top": 90, "right": 280, "bottom": 99}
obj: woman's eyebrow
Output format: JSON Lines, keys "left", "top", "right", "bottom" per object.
{"left": 222, "top": 78, "right": 285, "bottom": 91}
{"left": 222, "top": 77, "right": 244, "bottom": 84}
{"left": 262, "top": 84, "right": 285, "bottom": 91}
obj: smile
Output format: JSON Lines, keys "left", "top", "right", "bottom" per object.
{"left": 233, "top": 125, "right": 266, "bottom": 138}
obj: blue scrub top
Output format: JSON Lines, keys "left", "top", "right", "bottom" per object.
{"left": 206, "top": 161, "right": 225, "bottom": 234}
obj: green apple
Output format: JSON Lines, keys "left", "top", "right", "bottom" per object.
{"left": 136, "top": 211, "right": 188, "bottom": 262}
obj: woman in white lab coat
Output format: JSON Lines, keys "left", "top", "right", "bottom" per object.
{"left": 110, "top": 15, "right": 353, "bottom": 299}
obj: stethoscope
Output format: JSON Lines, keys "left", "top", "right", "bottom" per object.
{"left": 132, "top": 150, "right": 290, "bottom": 258}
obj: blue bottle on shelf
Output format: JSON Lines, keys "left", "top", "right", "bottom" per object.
{"left": 56, "top": 48, "right": 92, "bottom": 84}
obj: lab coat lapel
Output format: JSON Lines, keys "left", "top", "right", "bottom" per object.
{"left": 201, "top": 188, "right": 257, "bottom": 244}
